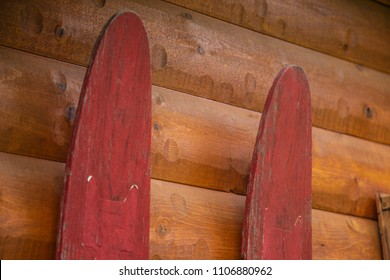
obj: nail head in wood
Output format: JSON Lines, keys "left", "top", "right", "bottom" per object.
{"left": 364, "top": 105, "right": 373, "bottom": 119}
{"left": 197, "top": 46, "right": 205, "bottom": 55}
{"left": 55, "top": 26, "right": 65, "bottom": 38}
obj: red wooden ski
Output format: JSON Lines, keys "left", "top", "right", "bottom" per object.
{"left": 56, "top": 12, "right": 151, "bottom": 259}
{"left": 242, "top": 66, "right": 312, "bottom": 260}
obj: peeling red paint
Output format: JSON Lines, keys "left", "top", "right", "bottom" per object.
{"left": 56, "top": 12, "right": 151, "bottom": 259}
{"left": 242, "top": 66, "right": 312, "bottom": 260}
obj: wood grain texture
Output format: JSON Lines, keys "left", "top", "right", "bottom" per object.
{"left": 0, "top": 152, "right": 64, "bottom": 259}
{"left": 57, "top": 12, "right": 152, "bottom": 260}
{"left": 155, "top": 185, "right": 380, "bottom": 260}
{"left": 0, "top": 0, "right": 389, "bottom": 145}
{"left": 164, "top": 0, "right": 390, "bottom": 74}
{"left": 0, "top": 47, "right": 83, "bottom": 162}
{"left": 1, "top": 47, "right": 390, "bottom": 219}
{"left": 0, "top": 237, "right": 56, "bottom": 260}
{"left": 242, "top": 66, "right": 312, "bottom": 259}
{"left": 150, "top": 179, "right": 244, "bottom": 259}
{"left": 312, "top": 131, "right": 390, "bottom": 219}
{"left": 0, "top": 153, "right": 381, "bottom": 259}
{"left": 313, "top": 209, "right": 381, "bottom": 260}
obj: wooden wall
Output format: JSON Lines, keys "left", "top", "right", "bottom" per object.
{"left": 0, "top": 0, "right": 389, "bottom": 259}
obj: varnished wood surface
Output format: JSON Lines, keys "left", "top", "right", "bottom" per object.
{"left": 153, "top": 180, "right": 382, "bottom": 260}
{"left": 312, "top": 130, "right": 390, "bottom": 219}
{"left": 0, "top": 152, "right": 382, "bottom": 259}
{"left": 0, "top": 0, "right": 389, "bottom": 145}
{"left": 164, "top": 0, "right": 390, "bottom": 74}
{"left": 1, "top": 47, "right": 390, "bottom": 219}
{"left": 312, "top": 209, "right": 382, "bottom": 260}
{"left": 0, "top": 153, "right": 64, "bottom": 259}
{"left": 0, "top": 47, "right": 83, "bottom": 161}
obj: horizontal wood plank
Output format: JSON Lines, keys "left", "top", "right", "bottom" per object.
{"left": 0, "top": 153, "right": 64, "bottom": 259}
{"left": 0, "top": 237, "right": 56, "bottom": 260}
{"left": 163, "top": 0, "right": 390, "bottom": 74}
{"left": 0, "top": 1, "right": 389, "bottom": 145}
{"left": 312, "top": 131, "right": 390, "bottom": 219}
{"left": 153, "top": 180, "right": 382, "bottom": 260}
{"left": 150, "top": 179, "right": 244, "bottom": 259}
{"left": 0, "top": 48, "right": 83, "bottom": 161}
{"left": 0, "top": 152, "right": 382, "bottom": 259}
{"left": 312, "top": 209, "right": 382, "bottom": 260}
{"left": 154, "top": 87, "right": 390, "bottom": 219}
{"left": 1, "top": 47, "right": 390, "bottom": 219}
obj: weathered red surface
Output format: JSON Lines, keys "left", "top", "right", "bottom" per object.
{"left": 241, "top": 66, "right": 312, "bottom": 260}
{"left": 56, "top": 12, "right": 151, "bottom": 259}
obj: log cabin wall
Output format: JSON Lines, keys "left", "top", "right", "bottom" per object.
{"left": 0, "top": 0, "right": 389, "bottom": 259}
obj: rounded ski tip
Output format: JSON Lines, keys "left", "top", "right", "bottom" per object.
{"left": 279, "top": 64, "right": 308, "bottom": 80}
